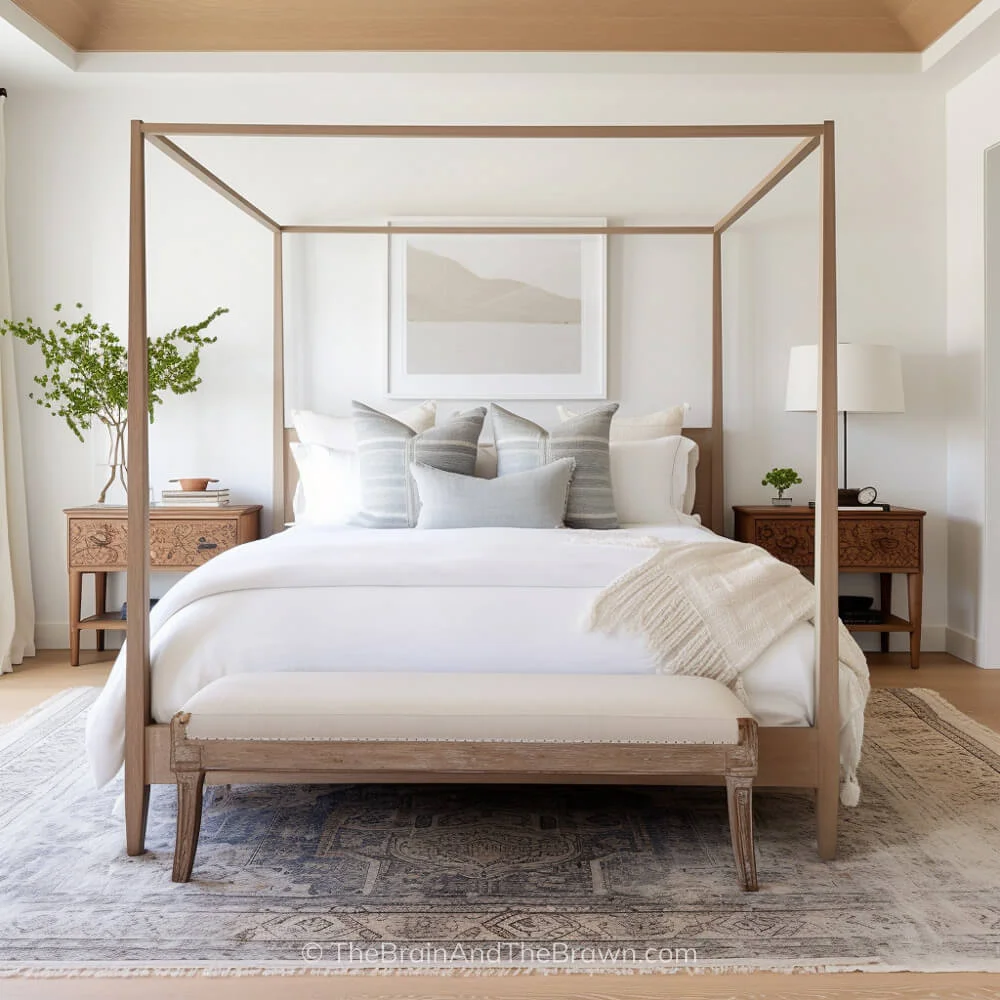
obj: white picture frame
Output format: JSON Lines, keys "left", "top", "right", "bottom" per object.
{"left": 387, "top": 217, "right": 607, "bottom": 399}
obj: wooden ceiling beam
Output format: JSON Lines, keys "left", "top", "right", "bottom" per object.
{"left": 8, "top": 0, "right": 99, "bottom": 49}
{"left": 79, "top": 0, "right": 917, "bottom": 53}
{"left": 880, "top": 0, "right": 983, "bottom": 48}
{"left": 6, "top": 0, "right": 984, "bottom": 55}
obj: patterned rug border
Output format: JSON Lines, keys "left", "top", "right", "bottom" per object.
{"left": 0, "top": 686, "right": 97, "bottom": 734}
{"left": 4, "top": 686, "right": 1000, "bottom": 978}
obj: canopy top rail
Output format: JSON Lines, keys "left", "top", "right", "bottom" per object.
{"left": 142, "top": 121, "right": 828, "bottom": 234}
{"left": 140, "top": 123, "right": 825, "bottom": 140}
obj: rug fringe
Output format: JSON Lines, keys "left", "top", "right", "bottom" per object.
{"left": 12, "top": 958, "right": 989, "bottom": 978}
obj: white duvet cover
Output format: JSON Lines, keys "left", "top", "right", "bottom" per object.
{"left": 86, "top": 520, "right": 852, "bottom": 787}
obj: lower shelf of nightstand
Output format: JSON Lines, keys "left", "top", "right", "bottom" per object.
{"left": 844, "top": 614, "right": 914, "bottom": 634}
{"left": 78, "top": 612, "right": 128, "bottom": 630}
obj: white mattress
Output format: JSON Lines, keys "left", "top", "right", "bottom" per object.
{"left": 85, "top": 519, "right": 825, "bottom": 786}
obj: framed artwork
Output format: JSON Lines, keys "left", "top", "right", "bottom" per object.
{"left": 387, "top": 218, "right": 607, "bottom": 399}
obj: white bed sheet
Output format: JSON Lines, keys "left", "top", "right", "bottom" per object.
{"left": 85, "top": 520, "right": 830, "bottom": 787}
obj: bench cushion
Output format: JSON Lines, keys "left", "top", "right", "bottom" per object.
{"left": 181, "top": 673, "right": 751, "bottom": 744}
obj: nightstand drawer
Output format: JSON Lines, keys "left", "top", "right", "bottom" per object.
{"left": 68, "top": 518, "right": 128, "bottom": 569}
{"left": 750, "top": 516, "right": 921, "bottom": 571}
{"left": 840, "top": 518, "right": 921, "bottom": 571}
{"left": 149, "top": 519, "right": 240, "bottom": 568}
{"left": 69, "top": 517, "right": 240, "bottom": 569}
{"left": 752, "top": 520, "right": 814, "bottom": 569}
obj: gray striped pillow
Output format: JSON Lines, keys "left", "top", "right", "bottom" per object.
{"left": 352, "top": 402, "right": 486, "bottom": 528}
{"left": 491, "top": 403, "right": 620, "bottom": 529}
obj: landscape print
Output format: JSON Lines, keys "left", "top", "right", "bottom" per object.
{"left": 404, "top": 238, "right": 584, "bottom": 376}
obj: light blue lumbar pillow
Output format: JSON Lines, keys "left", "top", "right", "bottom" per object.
{"left": 491, "top": 402, "right": 620, "bottom": 529}
{"left": 353, "top": 402, "right": 486, "bottom": 528}
{"left": 411, "top": 457, "right": 576, "bottom": 529}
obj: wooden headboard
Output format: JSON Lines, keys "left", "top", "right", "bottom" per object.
{"left": 283, "top": 425, "right": 718, "bottom": 533}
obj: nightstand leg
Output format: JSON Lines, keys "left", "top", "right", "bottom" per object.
{"left": 879, "top": 573, "right": 892, "bottom": 654}
{"left": 908, "top": 572, "right": 923, "bottom": 670}
{"left": 94, "top": 572, "right": 108, "bottom": 652}
{"left": 69, "top": 570, "right": 82, "bottom": 667}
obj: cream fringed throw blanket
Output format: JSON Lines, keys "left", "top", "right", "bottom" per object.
{"left": 586, "top": 537, "right": 871, "bottom": 807}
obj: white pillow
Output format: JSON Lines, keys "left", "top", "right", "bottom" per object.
{"left": 292, "top": 400, "right": 436, "bottom": 451}
{"left": 679, "top": 437, "right": 699, "bottom": 515}
{"left": 609, "top": 436, "right": 699, "bottom": 523}
{"left": 289, "top": 442, "right": 359, "bottom": 525}
{"left": 558, "top": 404, "right": 687, "bottom": 443}
{"left": 290, "top": 401, "right": 436, "bottom": 523}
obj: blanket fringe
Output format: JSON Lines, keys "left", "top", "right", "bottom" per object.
{"left": 584, "top": 536, "right": 871, "bottom": 808}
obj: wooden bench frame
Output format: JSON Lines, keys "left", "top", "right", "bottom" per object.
{"left": 169, "top": 712, "right": 760, "bottom": 890}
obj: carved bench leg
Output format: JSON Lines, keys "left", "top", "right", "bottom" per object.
{"left": 172, "top": 768, "right": 205, "bottom": 883}
{"left": 726, "top": 774, "right": 758, "bottom": 892}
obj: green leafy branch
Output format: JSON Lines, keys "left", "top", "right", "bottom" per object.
{"left": 1, "top": 303, "right": 227, "bottom": 501}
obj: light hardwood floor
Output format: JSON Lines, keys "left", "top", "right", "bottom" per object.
{"left": 3, "top": 649, "right": 1000, "bottom": 999}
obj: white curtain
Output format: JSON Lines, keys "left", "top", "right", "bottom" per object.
{"left": 0, "top": 91, "right": 35, "bottom": 673}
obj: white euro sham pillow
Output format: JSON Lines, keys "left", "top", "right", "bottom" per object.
{"left": 292, "top": 400, "right": 437, "bottom": 451}
{"left": 289, "top": 401, "right": 436, "bottom": 523}
{"left": 289, "top": 442, "right": 359, "bottom": 525}
{"left": 609, "top": 436, "right": 700, "bottom": 523}
{"left": 558, "top": 403, "right": 687, "bottom": 443}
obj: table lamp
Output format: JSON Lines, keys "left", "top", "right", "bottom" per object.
{"left": 785, "top": 343, "right": 904, "bottom": 503}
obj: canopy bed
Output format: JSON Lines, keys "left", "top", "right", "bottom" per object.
{"left": 110, "top": 120, "right": 843, "bottom": 867}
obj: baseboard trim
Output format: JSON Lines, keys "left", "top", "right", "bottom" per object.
{"left": 34, "top": 623, "right": 123, "bottom": 652}
{"left": 34, "top": 623, "right": 69, "bottom": 650}
{"left": 946, "top": 627, "right": 981, "bottom": 666}
{"left": 922, "top": 625, "right": 947, "bottom": 652}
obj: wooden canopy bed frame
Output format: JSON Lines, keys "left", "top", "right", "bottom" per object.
{"left": 124, "top": 120, "right": 841, "bottom": 860}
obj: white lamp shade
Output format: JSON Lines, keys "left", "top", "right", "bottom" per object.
{"left": 785, "top": 343, "right": 905, "bottom": 413}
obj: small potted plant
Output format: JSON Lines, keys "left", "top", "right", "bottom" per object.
{"left": 761, "top": 467, "right": 802, "bottom": 507}
{"left": 1, "top": 303, "right": 227, "bottom": 503}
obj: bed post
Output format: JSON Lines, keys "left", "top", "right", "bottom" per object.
{"left": 815, "top": 120, "right": 840, "bottom": 859}
{"left": 272, "top": 229, "right": 285, "bottom": 535}
{"left": 125, "top": 119, "right": 151, "bottom": 856}
{"left": 711, "top": 230, "right": 724, "bottom": 533}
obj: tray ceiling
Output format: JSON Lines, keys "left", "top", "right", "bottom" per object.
{"left": 8, "top": 0, "right": 985, "bottom": 54}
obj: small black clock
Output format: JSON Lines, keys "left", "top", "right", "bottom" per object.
{"left": 838, "top": 487, "right": 879, "bottom": 506}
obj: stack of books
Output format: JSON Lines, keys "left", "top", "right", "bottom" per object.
{"left": 160, "top": 487, "right": 231, "bottom": 507}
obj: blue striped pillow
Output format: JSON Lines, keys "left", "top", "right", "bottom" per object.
{"left": 491, "top": 403, "right": 620, "bottom": 529}
{"left": 352, "top": 402, "right": 486, "bottom": 528}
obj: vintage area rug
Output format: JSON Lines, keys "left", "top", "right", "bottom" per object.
{"left": 1, "top": 686, "right": 1000, "bottom": 975}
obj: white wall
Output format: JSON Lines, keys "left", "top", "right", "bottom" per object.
{"left": 3, "top": 70, "right": 947, "bottom": 650}
{"left": 945, "top": 51, "right": 1000, "bottom": 666}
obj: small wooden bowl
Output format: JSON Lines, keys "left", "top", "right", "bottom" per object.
{"left": 170, "top": 478, "right": 218, "bottom": 492}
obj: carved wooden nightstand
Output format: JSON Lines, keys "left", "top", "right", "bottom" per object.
{"left": 732, "top": 505, "right": 926, "bottom": 669}
{"left": 64, "top": 504, "right": 261, "bottom": 666}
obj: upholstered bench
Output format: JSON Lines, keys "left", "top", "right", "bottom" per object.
{"left": 170, "top": 672, "right": 759, "bottom": 889}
